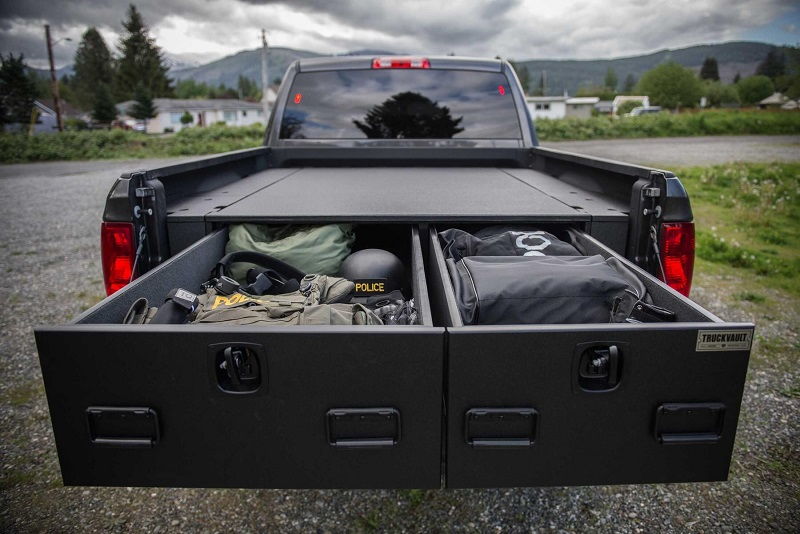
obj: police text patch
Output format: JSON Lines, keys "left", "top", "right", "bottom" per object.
{"left": 696, "top": 329, "right": 753, "bottom": 352}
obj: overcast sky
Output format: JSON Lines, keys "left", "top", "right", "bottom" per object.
{"left": 2, "top": 0, "right": 799, "bottom": 69}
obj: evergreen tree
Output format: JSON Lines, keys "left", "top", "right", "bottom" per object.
{"left": 622, "top": 74, "right": 636, "bottom": 93}
{"left": 509, "top": 60, "right": 530, "bottom": 95}
{"left": 91, "top": 83, "right": 118, "bottom": 124}
{"left": 733, "top": 72, "right": 741, "bottom": 84}
{"left": 114, "top": 4, "right": 173, "bottom": 101}
{"left": 604, "top": 67, "right": 618, "bottom": 91}
{"left": 73, "top": 27, "right": 114, "bottom": 110}
{"left": 180, "top": 110, "right": 193, "bottom": 125}
{"left": 237, "top": 75, "right": 259, "bottom": 100}
{"left": 756, "top": 48, "right": 786, "bottom": 80}
{"left": 699, "top": 57, "right": 720, "bottom": 81}
{"left": 128, "top": 83, "right": 157, "bottom": 129}
{"left": 0, "top": 54, "right": 37, "bottom": 129}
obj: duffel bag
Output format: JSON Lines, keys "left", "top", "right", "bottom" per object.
{"left": 446, "top": 254, "right": 665, "bottom": 325}
{"left": 439, "top": 227, "right": 581, "bottom": 262}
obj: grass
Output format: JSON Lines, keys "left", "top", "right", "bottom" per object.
{"left": 676, "top": 162, "right": 800, "bottom": 297}
{"left": 0, "top": 123, "right": 264, "bottom": 163}
{"left": 1, "top": 111, "right": 799, "bottom": 163}
{"left": 535, "top": 110, "right": 800, "bottom": 141}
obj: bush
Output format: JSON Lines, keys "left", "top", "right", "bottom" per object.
{"left": 736, "top": 75, "right": 775, "bottom": 105}
{"left": 0, "top": 123, "right": 265, "bottom": 162}
{"left": 534, "top": 110, "right": 800, "bottom": 141}
{"left": 616, "top": 100, "right": 644, "bottom": 115}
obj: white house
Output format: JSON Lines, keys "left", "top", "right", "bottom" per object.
{"left": 611, "top": 95, "right": 650, "bottom": 115}
{"left": 526, "top": 95, "right": 601, "bottom": 120}
{"left": 117, "top": 98, "right": 267, "bottom": 133}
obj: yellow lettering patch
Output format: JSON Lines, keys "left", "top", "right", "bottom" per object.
{"left": 211, "top": 293, "right": 259, "bottom": 309}
{"left": 354, "top": 282, "right": 385, "bottom": 293}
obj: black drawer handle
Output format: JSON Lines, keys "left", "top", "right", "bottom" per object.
{"left": 326, "top": 408, "right": 400, "bottom": 448}
{"left": 86, "top": 407, "right": 159, "bottom": 448}
{"left": 465, "top": 408, "right": 538, "bottom": 448}
{"left": 654, "top": 402, "right": 725, "bottom": 445}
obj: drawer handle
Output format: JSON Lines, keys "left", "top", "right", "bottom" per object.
{"left": 326, "top": 408, "right": 400, "bottom": 448}
{"left": 465, "top": 408, "right": 538, "bottom": 448}
{"left": 86, "top": 407, "right": 159, "bottom": 448}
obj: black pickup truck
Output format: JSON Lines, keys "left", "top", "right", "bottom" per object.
{"left": 35, "top": 56, "right": 753, "bottom": 489}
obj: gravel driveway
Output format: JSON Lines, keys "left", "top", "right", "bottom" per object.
{"left": 1, "top": 151, "right": 798, "bottom": 532}
{"left": 545, "top": 135, "right": 800, "bottom": 167}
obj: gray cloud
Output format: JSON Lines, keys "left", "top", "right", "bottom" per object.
{"left": 1, "top": 0, "right": 796, "bottom": 68}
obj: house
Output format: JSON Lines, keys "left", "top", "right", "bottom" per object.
{"left": 611, "top": 95, "right": 650, "bottom": 115}
{"left": 594, "top": 100, "right": 614, "bottom": 114}
{"left": 116, "top": 98, "right": 267, "bottom": 133}
{"left": 5, "top": 99, "right": 87, "bottom": 134}
{"left": 758, "top": 92, "right": 792, "bottom": 109}
{"left": 565, "top": 97, "right": 599, "bottom": 119}
{"left": 526, "top": 95, "right": 601, "bottom": 120}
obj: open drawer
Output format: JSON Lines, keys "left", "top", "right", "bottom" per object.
{"left": 34, "top": 226, "right": 444, "bottom": 489}
{"left": 427, "top": 226, "right": 753, "bottom": 488}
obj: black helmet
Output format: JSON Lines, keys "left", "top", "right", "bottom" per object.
{"left": 340, "top": 249, "right": 405, "bottom": 296}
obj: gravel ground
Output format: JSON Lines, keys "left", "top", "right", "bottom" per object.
{"left": 1, "top": 154, "right": 798, "bottom": 532}
{"left": 545, "top": 135, "right": 800, "bottom": 167}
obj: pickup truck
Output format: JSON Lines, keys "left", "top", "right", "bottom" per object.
{"left": 35, "top": 56, "right": 753, "bottom": 489}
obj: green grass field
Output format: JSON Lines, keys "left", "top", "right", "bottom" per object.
{"left": 677, "top": 162, "right": 800, "bottom": 297}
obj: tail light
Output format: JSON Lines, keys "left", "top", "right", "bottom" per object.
{"left": 372, "top": 57, "right": 430, "bottom": 69}
{"left": 101, "top": 222, "right": 136, "bottom": 295}
{"left": 659, "top": 222, "right": 695, "bottom": 296}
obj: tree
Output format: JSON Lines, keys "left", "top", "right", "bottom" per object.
{"left": 353, "top": 91, "right": 464, "bottom": 139}
{"left": 733, "top": 72, "right": 741, "bottom": 84}
{"left": 509, "top": 60, "right": 530, "bottom": 95}
{"left": 635, "top": 61, "right": 703, "bottom": 109}
{"left": 702, "top": 81, "right": 740, "bottom": 107}
{"left": 576, "top": 85, "right": 617, "bottom": 101}
{"left": 622, "top": 74, "right": 636, "bottom": 93}
{"left": 175, "top": 79, "right": 211, "bottom": 99}
{"left": 604, "top": 67, "right": 618, "bottom": 91}
{"left": 128, "top": 83, "right": 157, "bottom": 129}
{"left": 699, "top": 57, "right": 720, "bottom": 81}
{"left": 736, "top": 75, "right": 775, "bottom": 105}
{"left": 114, "top": 4, "right": 173, "bottom": 101}
{"left": 616, "top": 100, "right": 645, "bottom": 115}
{"left": 180, "top": 110, "right": 193, "bottom": 125}
{"left": 756, "top": 48, "right": 786, "bottom": 80}
{"left": 0, "top": 54, "right": 37, "bottom": 129}
{"left": 237, "top": 75, "right": 259, "bottom": 100}
{"left": 91, "top": 83, "right": 117, "bottom": 123}
{"left": 72, "top": 27, "right": 114, "bottom": 110}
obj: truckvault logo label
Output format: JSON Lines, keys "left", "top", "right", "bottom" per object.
{"left": 696, "top": 329, "right": 753, "bottom": 352}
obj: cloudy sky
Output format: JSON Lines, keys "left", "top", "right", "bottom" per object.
{"left": 1, "top": 0, "right": 799, "bottom": 69}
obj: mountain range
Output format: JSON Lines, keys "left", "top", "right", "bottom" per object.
{"left": 35, "top": 41, "right": 781, "bottom": 97}
{"left": 171, "top": 41, "right": 778, "bottom": 96}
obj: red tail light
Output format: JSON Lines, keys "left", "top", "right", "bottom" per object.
{"left": 659, "top": 222, "right": 695, "bottom": 296}
{"left": 372, "top": 57, "right": 430, "bottom": 69}
{"left": 101, "top": 222, "right": 136, "bottom": 295}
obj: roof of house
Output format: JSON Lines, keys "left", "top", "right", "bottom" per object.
{"left": 566, "top": 97, "right": 600, "bottom": 105}
{"left": 759, "top": 92, "right": 789, "bottom": 105}
{"left": 117, "top": 98, "right": 264, "bottom": 113}
{"left": 526, "top": 96, "right": 568, "bottom": 103}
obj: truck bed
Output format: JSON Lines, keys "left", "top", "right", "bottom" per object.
{"left": 165, "top": 167, "right": 628, "bottom": 224}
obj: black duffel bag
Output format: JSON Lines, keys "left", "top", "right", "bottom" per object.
{"left": 446, "top": 254, "right": 671, "bottom": 325}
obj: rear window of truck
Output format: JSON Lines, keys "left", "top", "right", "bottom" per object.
{"left": 279, "top": 70, "right": 522, "bottom": 140}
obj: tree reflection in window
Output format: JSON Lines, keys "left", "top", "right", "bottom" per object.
{"left": 353, "top": 91, "right": 464, "bottom": 139}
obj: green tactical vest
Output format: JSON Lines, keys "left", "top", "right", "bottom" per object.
{"left": 190, "top": 274, "right": 383, "bottom": 326}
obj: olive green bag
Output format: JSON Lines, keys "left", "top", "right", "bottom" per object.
{"left": 226, "top": 224, "right": 355, "bottom": 281}
{"left": 190, "top": 274, "right": 382, "bottom": 326}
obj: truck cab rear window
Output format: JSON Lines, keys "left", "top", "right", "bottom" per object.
{"left": 280, "top": 70, "right": 522, "bottom": 140}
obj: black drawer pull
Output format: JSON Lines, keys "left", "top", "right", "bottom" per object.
{"left": 327, "top": 408, "right": 400, "bottom": 448}
{"left": 86, "top": 407, "right": 159, "bottom": 448}
{"left": 465, "top": 408, "right": 538, "bottom": 448}
{"left": 654, "top": 402, "right": 725, "bottom": 445}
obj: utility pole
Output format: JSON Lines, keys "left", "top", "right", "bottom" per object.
{"left": 45, "top": 24, "right": 64, "bottom": 132}
{"left": 260, "top": 29, "right": 269, "bottom": 118}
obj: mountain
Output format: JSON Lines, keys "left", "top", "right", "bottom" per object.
{"left": 517, "top": 41, "right": 776, "bottom": 95}
{"left": 170, "top": 41, "right": 781, "bottom": 95}
{"left": 170, "top": 46, "right": 322, "bottom": 88}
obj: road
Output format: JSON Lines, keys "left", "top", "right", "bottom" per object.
{"left": 1, "top": 147, "right": 797, "bottom": 532}
{"left": 545, "top": 134, "right": 800, "bottom": 166}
